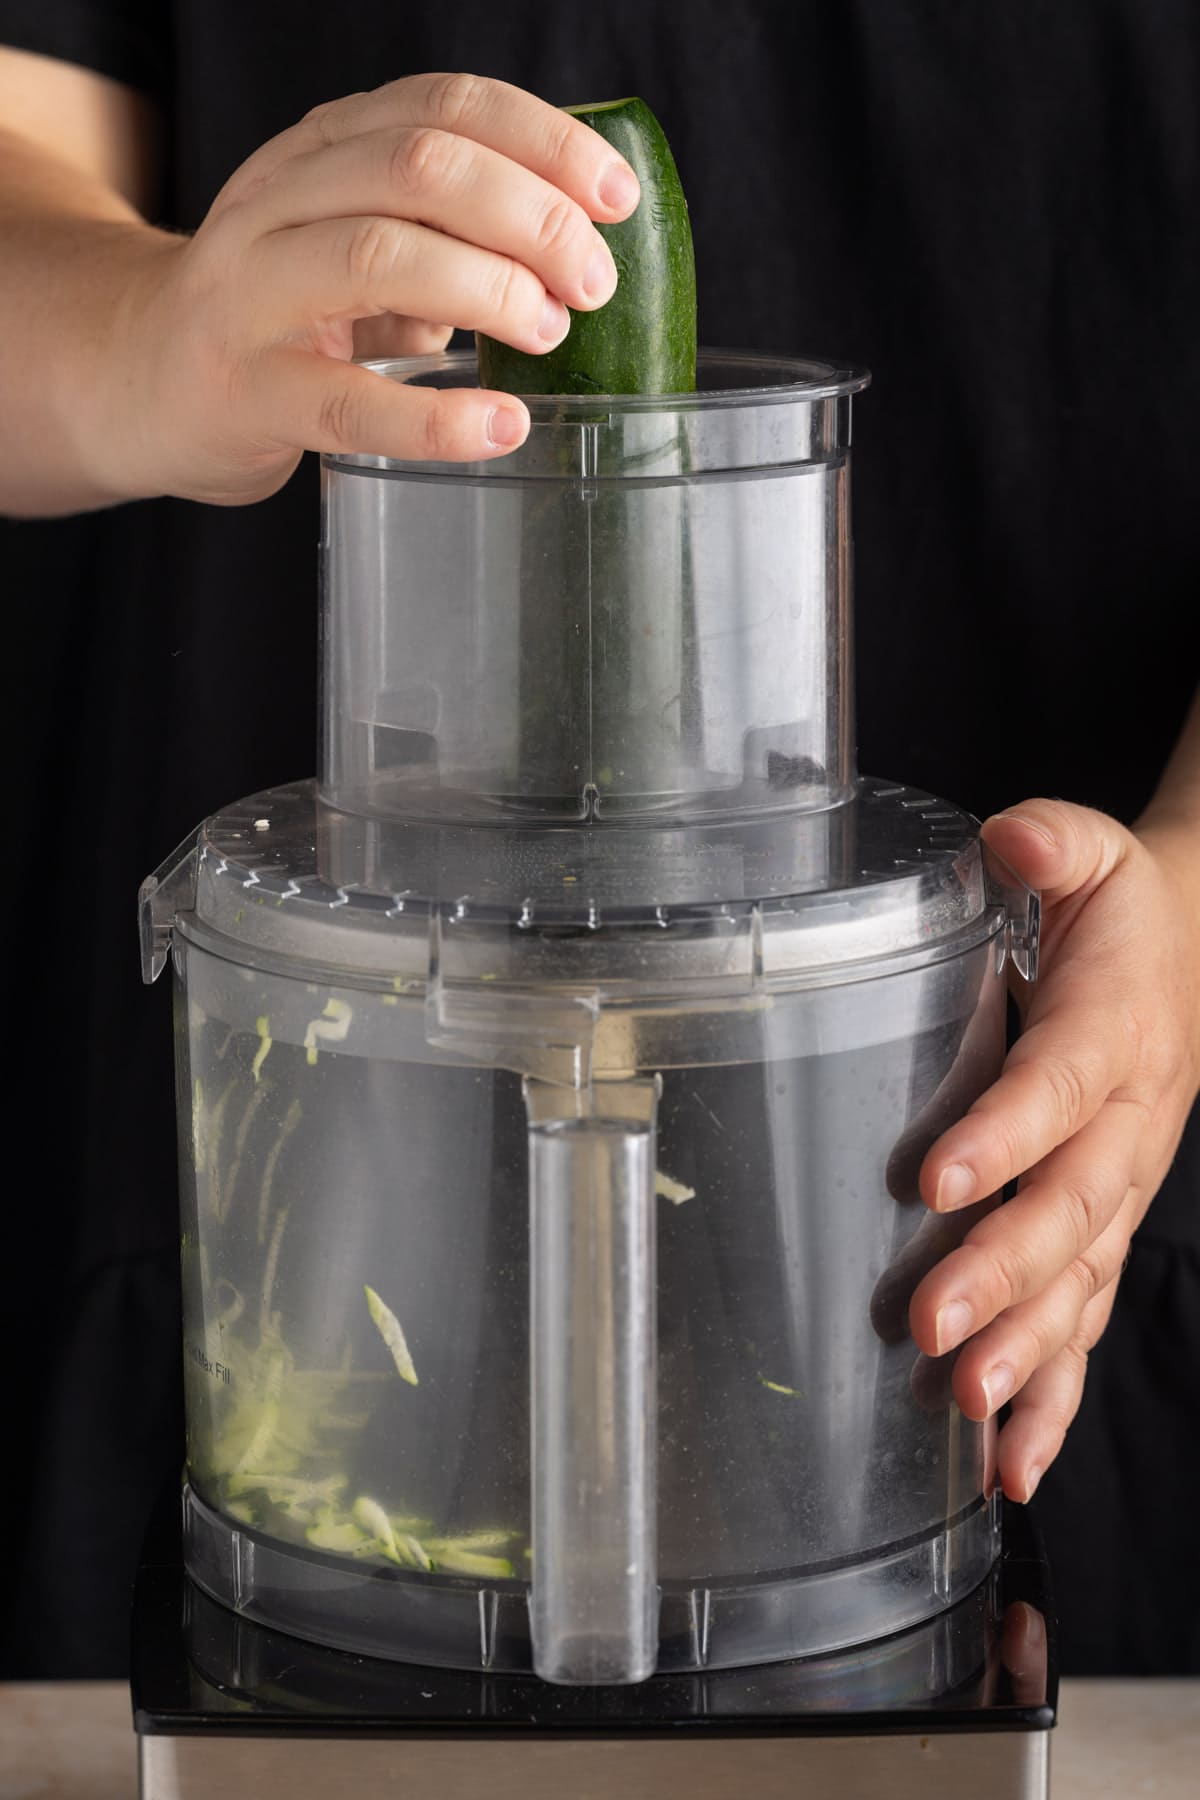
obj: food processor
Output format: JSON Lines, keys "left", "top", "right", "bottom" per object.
{"left": 135, "top": 350, "right": 1056, "bottom": 1795}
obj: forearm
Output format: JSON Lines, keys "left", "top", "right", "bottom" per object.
{"left": 1131, "top": 688, "right": 1200, "bottom": 1044}
{"left": 1136, "top": 685, "right": 1200, "bottom": 829}
{"left": 0, "top": 128, "right": 178, "bottom": 516}
{"left": 1135, "top": 687, "right": 1200, "bottom": 875}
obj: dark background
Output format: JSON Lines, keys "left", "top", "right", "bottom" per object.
{"left": 1, "top": 0, "right": 1198, "bottom": 1675}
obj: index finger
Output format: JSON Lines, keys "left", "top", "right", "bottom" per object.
{"left": 999, "top": 1602, "right": 1049, "bottom": 1709}
{"left": 230, "top": 73, "right": 641, "bottom": 223}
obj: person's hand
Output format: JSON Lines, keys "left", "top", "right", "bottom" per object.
{"left": 906, "top": 799, "right": 1200, "bottom": 1500}
{"left": 984, "top": 1601, "right": 1050, "bottom": 1709}
{"left": 87, "top": 73, "right": 639, "bottom": 503}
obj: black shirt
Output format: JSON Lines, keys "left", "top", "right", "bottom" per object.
{"left": 1, "top": 0, "right": 1197, "bottom": 1676}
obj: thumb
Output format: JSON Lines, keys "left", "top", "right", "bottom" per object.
{"left": 980, "top": 798, "right": 1130, "bottom": 904}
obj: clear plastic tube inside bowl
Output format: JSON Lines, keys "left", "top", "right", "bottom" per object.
{"left": 320, "top": 351, "right": 868, "bottom": 824}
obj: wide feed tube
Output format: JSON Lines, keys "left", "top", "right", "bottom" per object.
{"left": 319, "top": 350, "right": 866, "bottom": 825}
{"left": 525, "top": 1078, "right": 660, "bottom": 1684}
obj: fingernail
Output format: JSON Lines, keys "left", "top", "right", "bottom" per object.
{"left": 582, "top": 242, "right": 617, "bottom": 304}
{"left": 599, "top": 161, "right": 640, "bottom": 213}
{"left": 1025, "top": 1464, "right": 1043, "bottom": 1501}
{"left": 935, "top": 1298, "right": 975, "bottom": 1356}
{"left": 538, "top": 296, "right": 570, "bottom": 343}
{"left": 935, "top": 1162, "right": 976, "bottom": 1211}
{"left": 487, "top": 405, "right": 527, "bottom": 448}
{"left": 982, "top": 1362, "right": 1016, "bottom": 1415}
{"left": 990, "top": 810, "right": 1058, "bottom": 847}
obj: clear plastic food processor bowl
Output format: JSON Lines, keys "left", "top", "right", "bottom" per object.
{"left": 142, "top": 352, "right": 1038, "bottom": 1686}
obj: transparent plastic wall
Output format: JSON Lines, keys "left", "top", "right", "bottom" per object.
{"left": 321, "top": 352, "right": 867, "bottom": 823}
{"left": 173, "top": 915, "right": 1006, "bottom": 1676}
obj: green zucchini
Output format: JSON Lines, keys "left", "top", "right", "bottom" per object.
{"left": 364, "top": 1283, "right": 419, "bottom": 1387}
{"left": 306, "top": 1518, "right": 369, "bottom": 1555}
{"left": 477, "top": 96, "right": 696, "bottom": 396}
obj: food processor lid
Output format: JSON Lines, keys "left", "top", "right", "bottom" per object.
{"left": 140, "top": 778, "right": 1038, "bottom": 994}
{"left": 332, "top": 348, "right": 870, "bottom": 482}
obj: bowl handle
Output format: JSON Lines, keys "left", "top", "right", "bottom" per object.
{"left": 525, "top": 1075, "right": 660, "bottom": 1685}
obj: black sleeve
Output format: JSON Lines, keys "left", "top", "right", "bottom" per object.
{"left": 0, "top": 0, "right": 168, "bottom": 97}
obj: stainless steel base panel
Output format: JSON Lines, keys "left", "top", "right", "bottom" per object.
{"left": 140, "top": 1727, "right": 1051, "bottom": 1800}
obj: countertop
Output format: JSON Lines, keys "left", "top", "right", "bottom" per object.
{"left": 2, "top": 1679, "right": 1199, "bottom": 1798}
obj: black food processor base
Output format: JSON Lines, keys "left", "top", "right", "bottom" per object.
{"left": 131, "top": 1495, "right": 1056, "bottom": 1800}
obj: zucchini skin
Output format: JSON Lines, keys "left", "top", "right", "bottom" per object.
{"left": 476, "top": 96, "right": 697, "bottom": 396}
